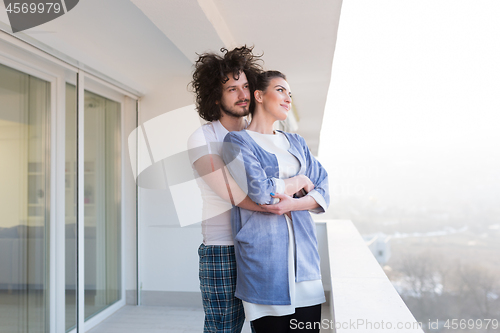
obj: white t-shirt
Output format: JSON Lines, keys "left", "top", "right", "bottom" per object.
{"left": 187, "top": 120, "right": 248, "bottom": 245}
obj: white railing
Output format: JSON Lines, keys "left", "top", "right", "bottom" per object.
{"left": 316, "top": 220, "right": 425, "bottom": 333}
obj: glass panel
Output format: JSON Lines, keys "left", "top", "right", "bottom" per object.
{"left": 84, "top": 90, "right": 121, "bottom": 319}
{"left": 64, "top": 84, "right": 77, "bottom": 331}
{"left": 0, "top": 63, "right": 50, "bottom": 333}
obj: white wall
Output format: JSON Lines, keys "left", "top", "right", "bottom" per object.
{"left": 137, "top": 81, "right": 206, "bottom": 294}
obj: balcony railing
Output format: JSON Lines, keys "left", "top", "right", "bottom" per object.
{"left": 317, "top": 219, "right": 425, "bottom": 333}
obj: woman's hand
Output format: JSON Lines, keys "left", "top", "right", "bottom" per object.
{"left": 261, "top": 193, "right": 295, "bottom": 216}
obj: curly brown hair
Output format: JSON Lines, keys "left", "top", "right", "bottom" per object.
{"left": 190, "top": 46, "right": 263, "bottom": 122}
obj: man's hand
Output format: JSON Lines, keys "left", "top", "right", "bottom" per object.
{"left": 261, "top": 192, "right": 321, "bottom": 216}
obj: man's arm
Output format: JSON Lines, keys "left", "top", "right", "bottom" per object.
{"left": 193, "top": 154, "right": 264, "bottom": 212}
{"left": 194, "top": 154, "right": 312, "bottom": 213}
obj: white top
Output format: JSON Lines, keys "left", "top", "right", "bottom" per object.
{"left": 244, "top": 130, "right": 326, "bottom": 321}
{"left": 187, "top": 120, "right": 248, "bottom": 245}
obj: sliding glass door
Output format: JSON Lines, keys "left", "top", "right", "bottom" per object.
{"left": 65, "top": 84, "right": 123, "bottom": 330}
{"left": 0, "top": 63, "right": 51, "bottom": 333}
{"left": 83, "top": 90, "right": 121, "bottom": 320}
{"left": 0, "top": 41, "right": 133, "bottom": 333}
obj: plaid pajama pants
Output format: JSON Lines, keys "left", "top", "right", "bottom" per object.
{"left": 198, "top": 244, "right": 245, "bottom": 333}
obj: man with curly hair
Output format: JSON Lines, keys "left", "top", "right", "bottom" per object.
{"left": 187, "top": 45, "right": 265, "bottom": 333}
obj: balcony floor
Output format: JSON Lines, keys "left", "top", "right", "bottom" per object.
{"left": 87, "top": 305, "right": 251, "bottom": 333}
{"left": 88, "top": 304, "right": 332, "bottom": 333}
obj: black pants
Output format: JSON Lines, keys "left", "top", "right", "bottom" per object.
{"left": 252, "top": 304, "right": 322, "bottom": 333}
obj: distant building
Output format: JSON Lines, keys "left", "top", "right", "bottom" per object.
{"left": 364, "top": 233, "right": 391, "bottom": 265}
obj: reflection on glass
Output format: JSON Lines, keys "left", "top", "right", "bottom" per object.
{"left": 65, "top": 84, "right": 77, "bottom": 331}
{"left": 0, "top": 63, "right": 50, "bottom": 332}
{"left": 84, "top": 90, "right": 121, "bottom": 319}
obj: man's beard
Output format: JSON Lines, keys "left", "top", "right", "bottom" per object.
{"left": 220, "top": 99, "right": 250, "bottom": 118}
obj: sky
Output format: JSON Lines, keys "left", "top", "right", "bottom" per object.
{"left": 319, "top": 0, "right": 500, "bottom": 212}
